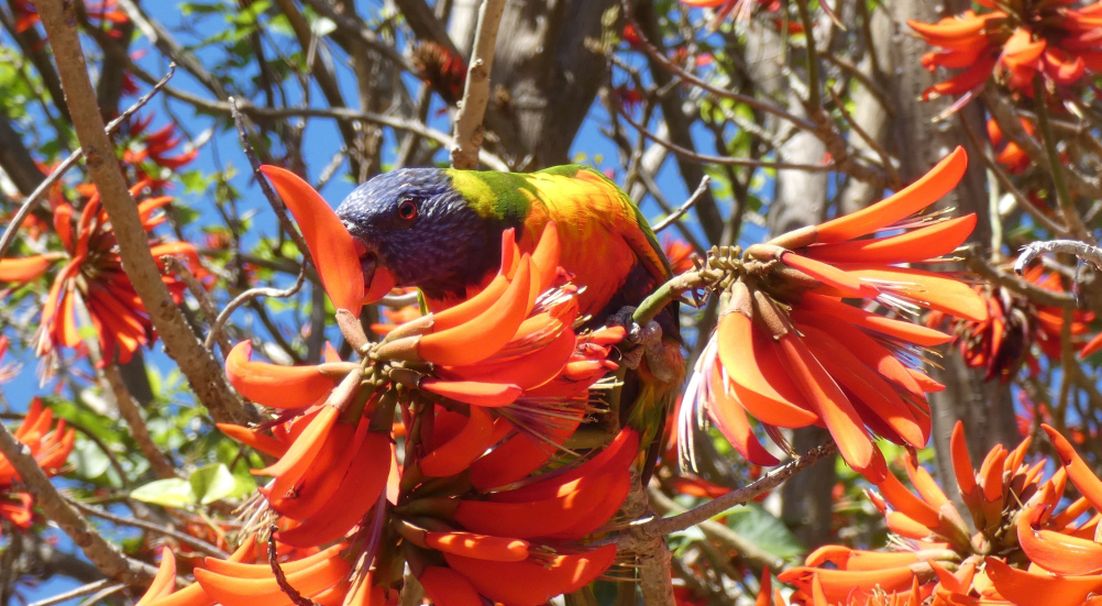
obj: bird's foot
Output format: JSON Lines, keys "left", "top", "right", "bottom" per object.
{"left": 608, "top": 306, "right": 664, "bottom": 371}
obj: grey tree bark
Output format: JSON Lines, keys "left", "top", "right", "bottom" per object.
{"left": 882, "top": 0, "right": 1017, "bottom": 476}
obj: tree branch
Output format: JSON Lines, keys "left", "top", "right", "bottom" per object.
{"left": 35, "top": 0, "right": 249, "bottom": 425}
{"left": 449, "top": 0, "right": 507, "bottom": 169}
{"left": 0, "top": 418, "right": 154, "bottom": 585}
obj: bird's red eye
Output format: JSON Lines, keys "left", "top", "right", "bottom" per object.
{"left": 397, "top": 199, "right": 419, "bottom": 221}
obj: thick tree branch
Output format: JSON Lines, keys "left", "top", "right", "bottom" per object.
{"left": 450, "top": 0, "right": 507, "bottom": 169}
{"left": 35, "top": 0, "right": 249, "bottom": 425}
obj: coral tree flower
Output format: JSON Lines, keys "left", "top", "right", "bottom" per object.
{"left": 135, "top": 537, "right": 358, "bottom": 606}
{"left": 0, "top": 181, "right": 203, "bottom": 365}
{"left": 1, "top": 399, "right": 75, "bottom": 532}
{"left": 681, "top": 147, "right": 986, "bottom": 480}
{"left": 928, "top": 264, "right": 1092, "bottom": 380}
{"left": 208, "top": 174, "right": 629, "bottom": 604}
{"left": 910, "top": 1, "right": 1102, "bottom": 100}
{"left": 123, "top": 115, "right": 199, "bottom": 186}
{"left": 775, "top": 421, "right": 1102, "bottom": 605}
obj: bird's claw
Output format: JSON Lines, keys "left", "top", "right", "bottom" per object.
{"left": 609, "top": 306, "right": 664, "bottom": 371}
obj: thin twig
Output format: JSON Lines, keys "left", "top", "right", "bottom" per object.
{"left": 618, "top": 0, "right": 815, "bottom": 130}
{"left": 957, "top": 114, "right": 1067, "bottom": 237}
{"left": 101, "top": 363, "right": 178, "bottom": 480}
{"left": 205, "top": 268, "right": 307, "bottom": 350}
{"left": 629, "top": 442, "right": 836, "bottom": 541}
{"left": 0, "top": 64, "right": 176, "bottom": 259}
{"left": 28, "top": 580, "right": 119, "bottom": 606}
{"left": 68, "top": 498, "right": 228, "bottom": 558}
{"left": 450, "top": 0, "right": 507, "bottom": 169}
{"left": 654, "top": 176, "right": 711, "bottom": 233}
{"left": 1015, "top": 240, "right": 1102, "bottom": 274}
{"left": 229, "top": 97, "right": 321, "bottom": 277}
{"left": 1033, "top": 81, "right": 1091, "bottom": 242}
{"left": 962, "top": 248, "right": 1073, "bottom": 308}
{"left": 618, "top": 107, "right": 833, "bottom": 171}
{"left": 36, "top": 0, "right": 250, "bottom": 424}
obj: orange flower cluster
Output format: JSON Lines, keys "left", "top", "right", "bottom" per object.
{"left": 123, "top": 115, "right": 200, "bottom": 186}
{"left": 928, "top": 264, "right": 1093, "bottom": 381}
{"left": 680, "top": 148, "right": 986, "bottom": 480}
{"left": 11, "top": 0, "right": 128, "bottom": 36}
{"left": 137, "top": 168, "right": 633, "bottom": 604}
{"left": 911, "top": 1, "right": 1102, "bottom": 100}
{"left": 1, "top": 399, "right": 74, "bottom": 532}
{"left": 987, "top": 117, "right": 1037, "bottom": 175}
{"left": 0, "top": 181, "right": 204, "bottom": 366}
{"left": 770, "top": 422, "right": 1102, "bottom": 605}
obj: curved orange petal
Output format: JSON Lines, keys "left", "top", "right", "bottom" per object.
{"left": 418, "top": 258, "right": 533, "bottom": 366}
{"left": 0, "top": 255, "right": 54, "bottom": 282}
{"left": 804, "top": 214, "right": 976, "bottom": 264}
{"left": 774, "top": 331, "right": 876, "bottom": 474}
{"left": 420, "top": 406, "right": 496, "bottom": 477}
{"left": 224, "top": 341, "right": 337, "bottom": 408}
{"left": 425, "top": 532, "right": 530, "bottom": 562}
{"left": 444, "top": 545, "right": 617, "bottom": 606}
{"left": 420, "top": 380, "right": 523, "bottom": 407}
{"left": 813, "top": 147, "right": 968, "bottom": 243}
{"left": 1044, "top": 424, "right": 1102, "bottom": 512}
{"left": 259, "top": 166, "right": 364, "bottom": 314}
{"left": 419, "top": 566, "right": 483, "bottom": 606}
{"left": 717, "top": 311, "right": 818, "bottom": 427}
{"left": 985, "top": 557, "right": 1102, "bottom": 606}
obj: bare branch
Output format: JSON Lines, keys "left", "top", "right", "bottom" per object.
{"left": 101, "top": 363, "right": 178, "bottom": 480}
{"left": 1015, "top": 240, "right": 1102, "bottom": 274}
{"left": 205, "top": 268, "right": 307, "bottom": 350}
{"left": 449, "top": 0, "right": 507, "bottom": 169}
{"left": 654, "top": 176, "right": 711, "bottom": 233}
{"left": 35, "top": 0, "right": 249, "bottom": 425}
{"left": 629, "top": 442, "right": 835, "bottom": 540}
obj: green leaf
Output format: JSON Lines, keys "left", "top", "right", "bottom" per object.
{"left": 70, "top": 438, "right": 112, "bottom": 481}
{"left": 131, "top": 478, "right": 195, "bottom": 508}
{"left": 726, "top": 504, "right": 804, "bottom": 561}
{"left": 190, "top": 463, "right": 251, "bottom": 504}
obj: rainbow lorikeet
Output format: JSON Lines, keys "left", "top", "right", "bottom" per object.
{"left": 335, "top": 164, "right": 684, "bottom": 464}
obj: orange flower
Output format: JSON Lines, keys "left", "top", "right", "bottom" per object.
{"left": 774, "top": 422, "right": 1102, "bottom": 605}
{"left": 0, "top": 181, "right": 204, "bottom": 366}
{"left": 0, "top": 399, "right": 75, "bottom": 532}
{"left": 11, "top": 0, "right": 129, "bottom": 35}
{"left": 123, "top": 115, "right": 200, "bottom": 185}
{"left": 663, "top": 237, "right": 696, "bottom": 274}
{"left": 928, "top": 264, "right": 1092, "bottom": 381}
{"left": 136, "top": 537, "right": 358, "bottom": 606}
{"left": 680, "top": 147, "right": 984, "bottom": 480}
{"left": 987, "top": 116, "right": 1037, "bottom": 174}
{"left": 910, "top": 1, "right": 1102, "bottom": 99}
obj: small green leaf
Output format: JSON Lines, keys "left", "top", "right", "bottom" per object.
{"left": 131, "top": 478, "right": 196, "bottom": 508}
{"left": 726, "top": 504, "right": 804, "bottom": 561}
{"left": 189, "top": 463, "right": 240, "bottom": 504}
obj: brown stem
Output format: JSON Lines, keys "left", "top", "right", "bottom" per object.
{"left": 632, "top": 442, "right": 835, "bottom": 539}
{"left": 101, "top": 364, "right": 178, "bottom": 480}
{"left": 449, "top": 0, "right": 506, "bottom": 169}
{"left": 35, "top": 0, "right": 249, "bottom": 425}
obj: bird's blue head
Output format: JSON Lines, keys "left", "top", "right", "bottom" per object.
{"left": 336, "top": 168, "right": 508, "bottom": 302}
